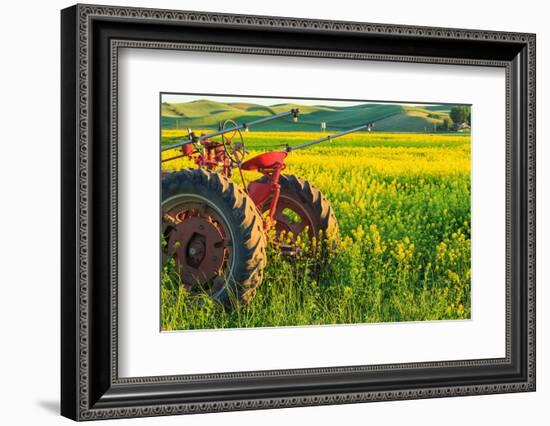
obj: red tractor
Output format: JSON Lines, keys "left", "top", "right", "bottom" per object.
{"left": 161, "top": 109, "right": 372, "bottom": 306}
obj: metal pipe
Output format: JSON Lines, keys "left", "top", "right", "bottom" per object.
{"left": 162, "top": 109, "right": 299, "bottom": 152}
{"left": 286, "top": 123, "right": 371, "bottom": 152}
{"left": 161, "top": 153, "right": 188, "bottom": 163}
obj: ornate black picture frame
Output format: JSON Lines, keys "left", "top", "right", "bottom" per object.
{"left": 61, "top": 4, "right": 535, "bottom": 421}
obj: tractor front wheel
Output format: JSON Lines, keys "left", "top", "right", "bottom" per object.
{"left": 162, "top": 169, "right": 267, "bottom": 306}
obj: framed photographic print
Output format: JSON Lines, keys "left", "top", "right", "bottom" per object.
{"left": 61, "top": 4, "right": 536, "bottom": 421}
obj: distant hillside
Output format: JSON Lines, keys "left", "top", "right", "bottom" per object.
{"left": 161, "top": 99, "right": 462, "bottom": 132}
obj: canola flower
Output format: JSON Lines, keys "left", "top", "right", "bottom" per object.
{"left": 160, "top": 131, "right": 472, "bottom": 329}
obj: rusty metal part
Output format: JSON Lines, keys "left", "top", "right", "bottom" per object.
{"left": 221, "top": 119, "right": 246, "bottom": 166}
{"left": 269, "top": 195, "right": 314, "bottom": 241}
{"left": 164, "top": 201, "right": 232, "bottom": 291}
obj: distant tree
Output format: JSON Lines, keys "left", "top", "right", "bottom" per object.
{"left": 442, "top": 117, "right": 452, "bottom": 130}
{"left": 450, "top": 106, "right": 471, "bottom": 126}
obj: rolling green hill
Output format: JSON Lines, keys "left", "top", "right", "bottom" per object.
{"left": 161, "top": 99, "right": 463, "bottom": 132}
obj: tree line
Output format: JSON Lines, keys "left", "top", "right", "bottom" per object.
{"left": 430, "top": 106, "right": 471, "bottom": 131}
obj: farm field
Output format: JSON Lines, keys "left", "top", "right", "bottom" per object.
{"left": 161, "top": 99, "right": 456, "bottom": 133}
{"left": 160, "top": 130, "right": 471, "bottom": 330}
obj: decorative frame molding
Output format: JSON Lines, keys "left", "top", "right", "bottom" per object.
{"left": 61, "top": 4, "right": 535, "bottom": 421}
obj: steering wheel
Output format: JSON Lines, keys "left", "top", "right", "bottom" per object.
{"left": 220, "top": 119, "right": 247, "bottom": 165}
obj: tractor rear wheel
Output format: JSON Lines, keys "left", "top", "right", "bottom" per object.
{"left": 258, "top": 174, "right": 339, "bottom": 249}
{"left": 162, "top": 169, "right": 267, "bottom": 306}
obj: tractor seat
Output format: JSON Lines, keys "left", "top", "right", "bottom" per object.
{"left": 240, "top": 151, "right": 287, "bottom": 171}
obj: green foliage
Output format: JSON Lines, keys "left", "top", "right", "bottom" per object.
{"left": 450, "top": 106, "right": 471, "bottom": 126}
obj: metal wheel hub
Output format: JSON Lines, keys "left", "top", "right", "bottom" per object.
{"left": 167, "top": 215, "right": 225, "bottom": 287}
{"left": 272, "top": 197, "right": 313, "bottom": 240}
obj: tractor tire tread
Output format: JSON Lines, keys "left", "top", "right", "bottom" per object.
{"left": 162, "top": 168, "right": 267, "bottom": 306}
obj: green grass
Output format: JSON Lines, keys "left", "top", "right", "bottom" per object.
{"left": 161, "top": 131, "right": 471, "bottom": 330}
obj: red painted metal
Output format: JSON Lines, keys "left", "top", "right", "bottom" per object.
{"left": 164, "top": 202, "right": 232, "bottom": 290}
{"left": 271, "top": 195, "right": 312, "bottom": 239}
{"left": 240, "top": 151, "right": 287, "bottom": 171}
{"left": 242, "top": 152, "right": 288, "bottom": 224}
{"left": 167, "top": 216, "right": 226, "bottom": 287}
{"left": 247, "top": 181, "right": 273, "bottom": 206}
{"left": 192, "top": 138, "right": 232, "bottom": 172}
{"left": 267, "top": 167, "right": 282, "bottom": 223}
{"left": 182, "top": 143, "right": 194, "bottom": 156}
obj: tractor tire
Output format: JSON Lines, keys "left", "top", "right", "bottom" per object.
{"left": 257, "top": 174, "right": 339, "bottom": 245}
{"left": 162, "top": 169, "right": 267, "bottom": 306}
